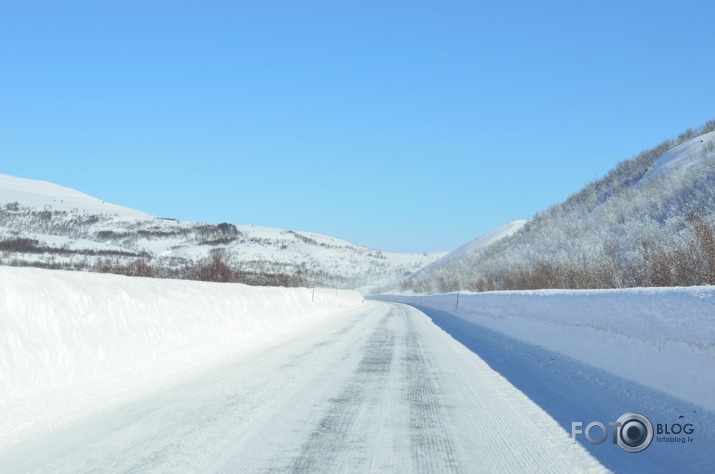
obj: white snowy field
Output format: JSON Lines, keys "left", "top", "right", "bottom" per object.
{"left": 375, "top": 287, "right": 715, "bottom": 413}
{"left": 0, "top": 266, "right": 363, "bottom": 447}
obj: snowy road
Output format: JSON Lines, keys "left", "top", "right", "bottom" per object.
{"left": 0, "top": 302, "right": 603, "bottom": 473}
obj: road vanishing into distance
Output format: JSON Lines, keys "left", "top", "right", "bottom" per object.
{"left": 6, "top": 297, "right": 713, "bottom": 473}
{"left": 0, "top": 302, "right": 607, "bottom": 472}
{"left": 4, "top": 299, "right": 715, "bottom": 472}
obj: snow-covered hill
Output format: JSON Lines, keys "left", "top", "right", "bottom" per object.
{"left": 0, "top": 174, "right": 151, "bottom": 219}
{"left": 642, "top": 130, "right": 715, "bottom": 182}
{"left": 378, "top": 220, "right": 526, "bottom": 293}
{"left": 0, "top": 174, "right": 442, "bottom": 288}
{"left": 411, "top": 220, "right": 526, "bottom": 278}
{"left": 394, "top": 122, "right": 715, "bottom": 293}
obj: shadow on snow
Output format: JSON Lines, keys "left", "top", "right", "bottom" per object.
{"left": 408, "top": 304, "right": 714, "bottom": 474}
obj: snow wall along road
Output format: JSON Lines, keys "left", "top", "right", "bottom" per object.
{"left": 377, "top": 287, "right": 715, "bottom": 413}
{"left": 0, "top": 266, "right": 363, "bottom": 445}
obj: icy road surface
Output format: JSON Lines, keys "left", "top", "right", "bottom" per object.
{"left": 0, "top": 302, "right": 603, "bottom": 473}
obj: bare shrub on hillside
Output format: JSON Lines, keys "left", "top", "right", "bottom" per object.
{"left": 196, "top": 248, "right": 233, "bottom": 283}
{"left": 673, "top": 215, "right": 715, "bottom": 285}
{"left": 0, "top": 237, "right": 42, "bottom": 253}
{"left": 640, "top": 240, "right": 673, "bottom": 287}
{"left": 95, "top": 258, "right": 156, "bottom": 278}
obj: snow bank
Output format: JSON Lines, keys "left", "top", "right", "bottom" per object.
{"left": 376, "top": 287, "right": 715, "bottom": 412}
{"left": 0, "top": 267, "right": 363, "bottom": 443}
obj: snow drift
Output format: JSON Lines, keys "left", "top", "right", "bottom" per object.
{"left": 375, "top": 287, "right": 715, "bottom": 413}
{"left": 0, "top": 267, "right": 363, "bottom": 445}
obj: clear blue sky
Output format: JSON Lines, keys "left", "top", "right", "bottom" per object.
{"left": 2, "top": 1, "right": 714, "bottom": 252}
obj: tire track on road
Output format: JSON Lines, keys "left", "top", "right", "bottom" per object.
{"left": 288, "top": 311, "right": 397, "bottom": 473}
{"left": 404, "top": 312, "right": 462, "bottom": 473}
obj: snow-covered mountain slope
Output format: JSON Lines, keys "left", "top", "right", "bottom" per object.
{"left": 641, "top": 130, "right": 715, "bottom": 182}
{"left": 0, "top": 174, "right": 441, "bottom": 288}
{"left": 379, "top": 220, "right": 526, "bottom": 293}
{"left": 393, "top": 122, "right": 715, "bottom": 293}
{"left": 412, "top": 220, "right": 526, "bottom": 277}
{"left": 445, "top": 220, "right": 527, "bottom": 259}
{"left": 0, "top": 174, "right": 151, "bottom": 219}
